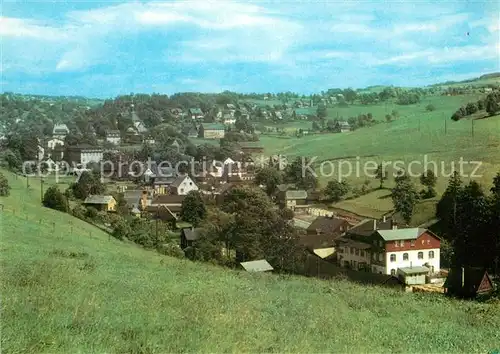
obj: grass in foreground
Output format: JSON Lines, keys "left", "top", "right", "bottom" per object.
{"left": 1, "top": 172, "right": 500, "bottom": 353}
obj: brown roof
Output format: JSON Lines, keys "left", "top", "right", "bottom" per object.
{"left": 144, "top": 205, "right": 178, "bottom": 221}
{"left": 151, "top": 195, "right": 186, "bottom": 205}
{"left": 347, "top": 218, "right": 395, "bottom": 237}
{"left": 307, "top": 216, "right": 349, "bottom": 235}
{"left": 170, "top": 175, "right": 185, "bottom": 188}
{"left": 336, "top": 237, "right": 372, "bottom": 250}
{"left": 299, "top": 233, "right": 343, "bottom": 250}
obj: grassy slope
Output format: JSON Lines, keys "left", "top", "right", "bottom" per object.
{"left": 258, "top": 92, "right": 500, "bottom": 220}
{"left": 1, "top": 170, "right": 500, "bottom": 353}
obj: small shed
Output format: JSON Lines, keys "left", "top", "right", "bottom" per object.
{"left": 240, "top": 260, "right": 274, "bottom": 272}
{"left": 397, "top": 266, "right": 429, "bottom": 285}
{"left": 180, "top": 227, "right": 202, "bottom": 250}
{"left": 83, "top": 195, "right": 117, "bottom": 212}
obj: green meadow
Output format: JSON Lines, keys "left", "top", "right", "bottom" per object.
{"left": 258, "top": 92, "right": 500, "bottom": 221}
{"left": 1, "top": 169, "right": 500, "bottom": 353}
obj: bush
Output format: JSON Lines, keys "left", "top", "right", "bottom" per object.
{"left": 85, "top": 207, "right": 99, "bottom": 220}
{"left": 158, "top": 243, "right": 185, "bottom": 258}
{"left": 0, "top": 172, "right": 11, "bottom": 196}
{"left": 72, "top": 205, "right": 87, "bottom": 220}
{"left": 42, "top": 186, "right": 68, "bottom": 212}
{"left": 425, "top": 104, "right": 436, "bottom": 112}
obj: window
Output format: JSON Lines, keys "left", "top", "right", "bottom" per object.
{"left": 390, "top": 254, "right": 396, "bottom": 262}
{"left": 394, "top": 241, "right": 399, "bottom": 248}
{"left": 180, "top": 188, "right": 184, "bottom": 193}
{"left": 391, "top": 269, "right": 396, "bottom": 276}
{"left": 378, "top": 253, "right": 382, "bottom": 261}
{"left": 410, "top": 240, "right": 415, "bottom": 247}
{"left": 355, "top": 249, "right": 359, "bottom": 256}
{"left": 350, "top": 247, "right": 355, "bottom": 254}
{"left": 429, "top": 251, "right": 435, "bottom": 259}
{"left": 400, "top": 240, "right": 405, "bottom": 247}
{"left": 403, "top": 253, "right": 409, "bottom": 261}
{"left": 418, "top": 252, "right": 424, "bottom": 259}
{"left": 360, "top": 250, "right": 365, "bottom": 257}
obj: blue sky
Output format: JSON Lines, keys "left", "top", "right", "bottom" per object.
{"left": 1, "top": 0, "right": 499, "bottom": 98}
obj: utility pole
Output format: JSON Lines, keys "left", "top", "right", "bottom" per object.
{"left": 471, "top": 119, "right": 474, "bottom": 137}
{"left": 26, "top": 174, "right": 29, "bottom": 189}
{"left": 40, "top": 178, "right": 44, "bottom": 203}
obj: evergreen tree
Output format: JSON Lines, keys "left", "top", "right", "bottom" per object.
{"left": 180, "top": 191, "right": 207, "bottom": 227}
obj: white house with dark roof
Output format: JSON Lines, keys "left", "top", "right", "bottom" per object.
{"left": 52, "top": 123, "right": 70, "bottom": 140}
{"left": 337, "top": 217, "right": 441, "bottom": 276}
{"left": 47, "top": 138, "right": 65, "bottom": 149}
{"left": 105, "top": 130, "right": 121, "bottom": 145}
{"left": 169, "top": 175, "right": 199, "bottom": 195}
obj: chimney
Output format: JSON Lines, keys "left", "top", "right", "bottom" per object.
{"left": 373, "top": 219, "right": 377, "bottom": 230}
{"left": 392, "top": 221, "right": 398, "bottom": 230}
{"left": 383, "top": 215, "right": 386, "bottom": 222}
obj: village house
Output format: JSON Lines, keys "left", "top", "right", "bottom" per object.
{"left": 52, "top": 123, "right": 70, "bottom": 140}
{"left": 83, "top": 195, "right": 117, "bottom": 212}
{"left": 47, "top": 138, "right": 64, "bottom": 150}
{"left": 306, "top": 215, "right": 351, "bottom": 236}
{"left": 170, "top": 108, "right": 183, "bottom": 118}
{"left": 300, "top": 215, "right": 353, "bottom": 260}
{"left": 278, "top": 190, "right": 308, "bottom": 210}
{"left": 335, "top": 121, "right": 351, "bottom": 133}
{"left": 199, "top": 123, "right": 225, "bottom": 139}
{"left": 188, "top": 108, "right": 204, "bottom": 120}
{"left": 222, "top": 162, "right": 255, "bottom": 184}
{"left": 223, "top": 114, "right": 236, "bottom": 125}
{"left": 105, "top": 130, "right": 121, "bottom": 145}
{"left": 143, "top": 135, "right": 156, "bottom": 145}
{"left": 146, "top": 163, "right": 177, "bottom": 195}
{"left": 337, "top": 217, "right": 441, "bottom": 276}
{"left": 169, "top": 175, "right": 199, "bottom": 195}
{"left": 144, "top": 204, "right": 180, "bottom": 224}
{"left": 237, "top": 141, "right": 264, "bottom": 154}
{"left": 65, "top": 144, "right": 104, "bottom": 166}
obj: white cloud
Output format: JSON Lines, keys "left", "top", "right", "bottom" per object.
{"left": 0, "top": 16, "right": 66, "bottom": 40}
{"left": 371, "top": 43, "right": 499, "bottom": 66}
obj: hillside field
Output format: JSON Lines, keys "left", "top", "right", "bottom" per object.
{"left": 1, "top": 169, "right": 500, "bottom": 353}
{"left": 258, "top": 92, "right": 500, "bottom": 221}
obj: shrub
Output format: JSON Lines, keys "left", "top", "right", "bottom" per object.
{"left": 425, "top": 104, "right": 436, "bottom": 112}
{"left": 158, "top": 243, "right": 185, "bottom": 258}
{"left": 42, "top": 186, "right": 68, "bottom": 212}
{"left": 0, "top": 172, "right": 11, "bottom": 196}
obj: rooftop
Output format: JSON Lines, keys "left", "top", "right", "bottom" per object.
{"left": 398, "top": 266, "right": 430, "bottom": 275}
{"left": 240, "top": 260, "right": 274, "bottom": 272}
{"left": 201, "top": 123, "right": 225, "bottom": 130}
{"left": 377, "top": 228, "right": 427, "bottom": 241}
{"left": 285, "top": 190, "right": 307, "bottom": 200}
{"left": 83, "top": 195, "right": 115, "bottom": 204}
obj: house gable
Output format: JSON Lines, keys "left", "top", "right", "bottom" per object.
{"left": 477, "top": 273, "right": 494, "bottom": 294}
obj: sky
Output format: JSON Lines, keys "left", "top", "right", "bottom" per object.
{"left": 1, "top": 0, "right": 499, "bottom": 98}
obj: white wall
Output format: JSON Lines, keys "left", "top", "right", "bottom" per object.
{"left": 176, "top": 176, "right": 199, "bottom": 195}
{"left": 385, "top": 248, "right": 440, "bottom": 275}
{"left": 81, "top": 151, "right": 104, "bottom": 166}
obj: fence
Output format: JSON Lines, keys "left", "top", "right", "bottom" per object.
{"left": 0, "top": 203, "right": 112, "bottom": 241}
